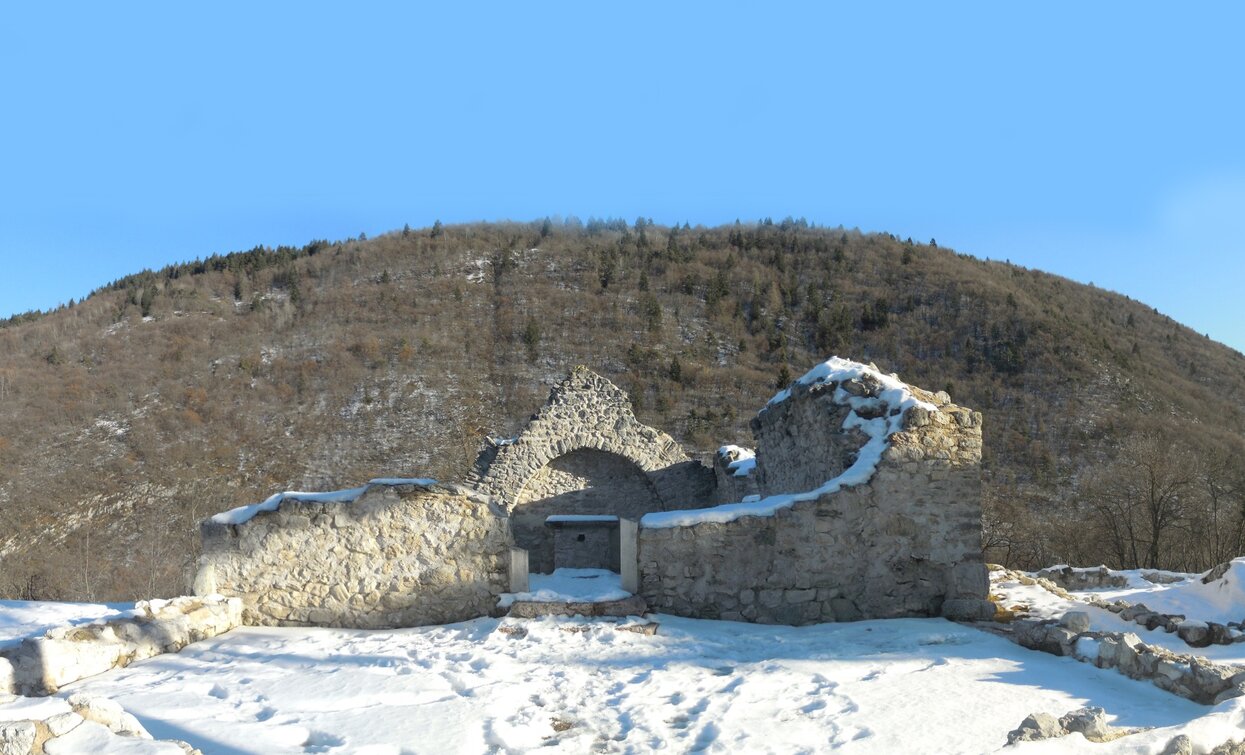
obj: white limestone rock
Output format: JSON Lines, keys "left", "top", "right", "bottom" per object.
{"left": 0, "top": 721, "right": 36, "bottom": 755}
{"left": 43, "top": 711, "right": 85, "bottom": 737}
{"left": 1060, "top": 611, "right": 1092, "bottom": 633}
{"left": 68, "top": 692, "right": 152, "bottom": 739}
{"left": 1006, "top": 712, "right": 1064, "bottom": 744}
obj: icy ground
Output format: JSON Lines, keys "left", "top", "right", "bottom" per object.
{"left": 37, "top": 615, "right": 1211, "bottom": 754}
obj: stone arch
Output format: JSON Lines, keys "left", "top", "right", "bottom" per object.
{"left": 470, "top": 366, "right": 692, "bottom": 511}
{"left": 468, "top": 367, "right": 711, "bottom": 573}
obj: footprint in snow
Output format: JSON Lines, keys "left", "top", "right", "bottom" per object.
{"left": 690, "top": 721, "right": 721, "bottom": 751}
{"left": 446, "top": 675, "right": 475, "bottom": 697}
{"left": 711, "top": 666, "right": 735, "bottom": 677}
{"left": 208, "top": 683, "right": 229, "bottom": 699}
{"left": 800, "top": 699, "right": 827, "bottom": 715}
{"left": 833, "top": 725, "right": 872, "bottom": 744}
{"left": 303, "top": 730, "right": 346, "bottom": 752}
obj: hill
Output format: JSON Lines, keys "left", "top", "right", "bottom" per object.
{"left": 1, "top": 218, "right": 1243, "bottom": 600}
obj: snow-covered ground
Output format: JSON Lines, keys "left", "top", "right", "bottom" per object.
{"left": 11, "top": 562, "right": 1245, "bottom": 753}
{"left": 498, "top": 568, "right": 631, "bottom": 608}
{"left": 14, "top": 614, "right": 1213, "bottom": 754}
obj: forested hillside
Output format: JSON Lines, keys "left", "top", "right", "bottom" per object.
{"left": 2, "top": 219, "right": 1243, "bottom": 600}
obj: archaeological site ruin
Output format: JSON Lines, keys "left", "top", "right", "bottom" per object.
{"left": 195, "top": 357, "right": 994, "bottom": 628}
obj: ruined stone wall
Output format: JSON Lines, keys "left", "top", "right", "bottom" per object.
{"left": 648, "top": 461, "right": 718, "bottom": 510}
{"left": 751, "top": 389, "right": 862, "bottom": 496}
{"left": 638, "top": 375, "right": 992, "bottom": 625}
{"left": 196, "top": 482, "right": 511, "bottom": 629}
{"left": 712, "top": 453, "right": 759, "bottom": 504}
{"left": 1, "top": 596, "right": 242, "bottom": 698}
{"left": 469, "top": 367, "right": 714, "bottom": 511}
{"left": 470, "top": 367, "right": 718, "bottom": 571}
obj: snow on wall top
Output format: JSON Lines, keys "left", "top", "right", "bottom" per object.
{"left": 765, "top": 355, "right": 935, "bottom": 411}
{"left": 211, "top": 478, "right": 437, "bottom": 526}
{"left": 643, "top": 357, "right": 936, "bottom": 529}
{"left": 718, "top": 445, "right": 756, "bottom": 478}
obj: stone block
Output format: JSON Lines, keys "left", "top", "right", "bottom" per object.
{"left": 941, "top": 598, "right": 995, "bottom": 622}
{"left": 1208, "top": 622, "right": 1233, "bottom": 645}
{"left": 1044, "top": 627, "right": 1079, "bottom": 656}
{"left": 758, "top": 590, "right": 782, "bottom": 608}
{"left": 1155, "top": 659, "right": 1186, "bottom": 681}
{"left": 1058, "top": 707, "right": 1111, "bottom": 742}
{"left": 43, "top": 712, "right": 84, "bottom": 737}
{"left": 786, "top": 589, "right": 817, "bottom": 604}
{"left": 1059, "top": 611, "right": 1091, "bottom": 633}
{"left": 1006, "top": 712, "right": 1064, "bottom": 744}
{"left": 1177, "top": 622, "right": 1211, "bottom": 648}
{"left": 1096, "top": 637, "right": 1120, "bottom": 667}
{"left": 1214, "top": 685, "right": 1245, "bottom": 705}
{"left": 0, "top": 721, "right": 37, "bottom": 755}
{"left": 830, "top": 598, "right": 863, "bottom": 622}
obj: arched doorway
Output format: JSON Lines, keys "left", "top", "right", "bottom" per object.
{"left": 511, "top": 449, "right": 662, "bottom": 573}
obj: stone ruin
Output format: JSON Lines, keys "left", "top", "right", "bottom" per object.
{"left": 195, "top": 357, "right": 994, "bottom": 627}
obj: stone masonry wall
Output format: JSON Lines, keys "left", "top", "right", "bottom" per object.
{"left": 552, "top": 522, "right": 620, "bottom": 571}
{"left": 639, "top": 373, "right": 992, "bottom": 625}
{"left": 469, "top": 366, "right": 717, "bottom": 572}
{"left": 196, "top": 482, "right": 511, "bottom": 628}
{"left": 712, "top": 451, "right": 759, "bottom": 504}
{"left": 751, "top": 387, "right": 863, "bottom": 496}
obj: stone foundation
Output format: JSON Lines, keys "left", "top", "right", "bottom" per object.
{"left": 1, "top": 595, "right": 241, "bottom": 697}
{"left": 1010, "top": 616, "right": 1245, "bottom": 705}
{"left": 1035, "top": 565, "right": 1130, "bottom": 590}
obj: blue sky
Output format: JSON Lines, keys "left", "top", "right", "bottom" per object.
{"left": 2, "top": 3, "right": 1242, "bottom": 351}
